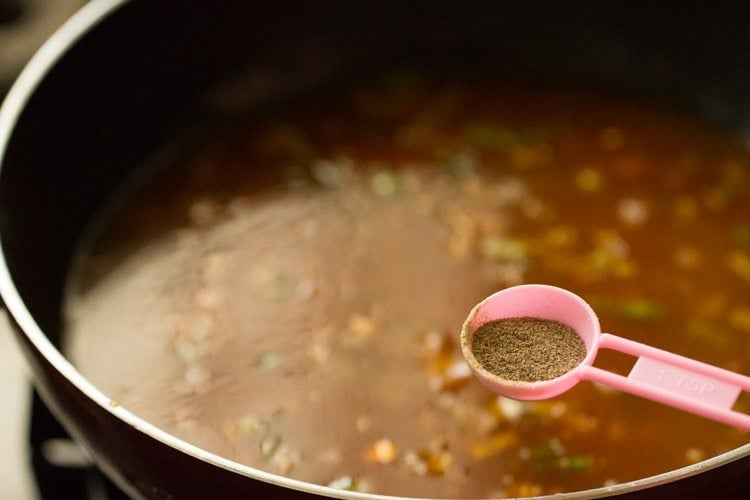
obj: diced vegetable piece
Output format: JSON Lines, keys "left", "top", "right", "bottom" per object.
{"left": 256, "top": 351, "right": 281, "bottom": 371}
{"left": 528, "top": 439, "right": 594, "bottom": 473}
{"left": 528, "top": 438, "right": 565, "bottom": 470}
{"left": 509, "top": 483, "right": 544, "bottom": 497}
{"left": 367, "top": 438, "right": 398, "bottom": 464}
{"left": 348, "top": 313, "right": 377, "bottom": 340}
{"left": 559, "top": 455, "right": 595, "bottom": 471}
{"left": 176, "top": 340, "right": 201, "bottom": 364}
{"left": 562, "top": 411, "right": 599, "bottom": 434}
{"left": 493, "top": 396, "right": 528, "bottom": 423}
{"left": 442, "top": 152, "right": 477, "bottom": 177}
{"left": 439, "top": 360, "right": 473, "bottom": 390}
{"left": 328, "top": 476, "right": 358, "bottom": 491}
{"left": 269, "top": 443, "right": 302, "bottom": 474}
{"left": 401, "top": 450, "right": 428, "bottom": 476}
{"left": 370, "top": 170, "right": 403, "bottom": 197}
{"left": 260, "top": 434, "right": 281, "bottom": 458}
{"left": 684, "top": 447, "right": 706, "bottom": 464}
{"left": 575, "top": 167, "right": 603, "bottom": 193}
{"left": 420, "top": 449, "right": 453, "bottom": 475}
{"left": 311, "top": 158, "right": 353, "bottom": 188}
{"left": 617, "top": 197, "right": 649, "bottom": 226}
{"left": 470, "top": 431, "right": 519, "bottom": 460}
{"left": 237, "top": 415, "right": 264, "bottom": 435}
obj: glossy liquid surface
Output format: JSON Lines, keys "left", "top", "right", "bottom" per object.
{"left": 65, "top": 76, "right": 750, "bottom": 498}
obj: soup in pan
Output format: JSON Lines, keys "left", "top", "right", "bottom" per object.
{"left": 64, "top": 74, "right": 750, "bottom": 498}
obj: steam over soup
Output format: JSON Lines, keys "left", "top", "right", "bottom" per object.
{"left": 65, "top": 75, "right": 750, "bottom": 498}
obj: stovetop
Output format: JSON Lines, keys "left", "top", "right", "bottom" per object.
{"left": 29, "top": 390, "right": 129, "bottom": 500}
{"left": 1, "top": 295, "right": 129, "bottom": 500}
{"left": 0, "top": 311, "right": 35, "bottom": 499}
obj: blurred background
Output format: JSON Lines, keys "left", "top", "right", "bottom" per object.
{"left": 1, "top": 1, "right": 86, "bottom": 498}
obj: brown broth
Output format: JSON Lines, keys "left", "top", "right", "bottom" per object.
{"left": 64, "top": 75, "right": 750, "bottom": 498}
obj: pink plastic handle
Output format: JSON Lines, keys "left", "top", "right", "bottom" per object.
{"left": 580, "top": 334, "right": 750, "bottom": 430}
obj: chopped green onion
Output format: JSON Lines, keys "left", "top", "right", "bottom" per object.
{"left": 587, "top": 296, "right": 665, "bottom": 321}
{"left": 559, "top": 455, "right": 595, "bottom": 471}
{"left": 613, "top": 298, "right": 665, "bottom": 320}
{"left": 529, "top": 438, "right": 565, "bottom": 470}
{"left": 369, "top": 170, "right": 403, "bottom": 197}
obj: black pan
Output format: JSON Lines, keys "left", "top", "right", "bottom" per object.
{"left": 1, "top": 1, "right": 749, "bottom": 498}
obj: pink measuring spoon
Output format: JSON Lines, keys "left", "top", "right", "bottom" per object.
{"left": 460, "top": 284, "right": 750, "bottom": 430}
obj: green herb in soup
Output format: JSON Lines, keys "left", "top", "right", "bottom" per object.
{"left": 64, "top": 75, "right": 750, "bottom": 498}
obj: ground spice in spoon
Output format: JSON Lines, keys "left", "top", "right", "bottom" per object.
{"left": 470, "top": 317, "right": 586, "bottom": 382}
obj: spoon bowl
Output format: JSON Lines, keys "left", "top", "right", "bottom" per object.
{"left": 460, "top": 284, "right": 599, "bottom": 400}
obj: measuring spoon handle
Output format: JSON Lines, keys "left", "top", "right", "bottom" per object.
{"left": 579, "top": 333, "right": 750, "bottom": 431}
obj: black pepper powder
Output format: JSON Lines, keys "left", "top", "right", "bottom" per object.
{"left": 470, "top": 317, "right": 586, "bottom": 382}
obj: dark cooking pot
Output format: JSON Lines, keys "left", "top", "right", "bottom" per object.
{"left": 1, "top": 1, "right": 750, "bottom": 498}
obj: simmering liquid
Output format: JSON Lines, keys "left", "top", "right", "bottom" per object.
{"left": 65, "top": 74, "right": 750, "bottom": 498}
